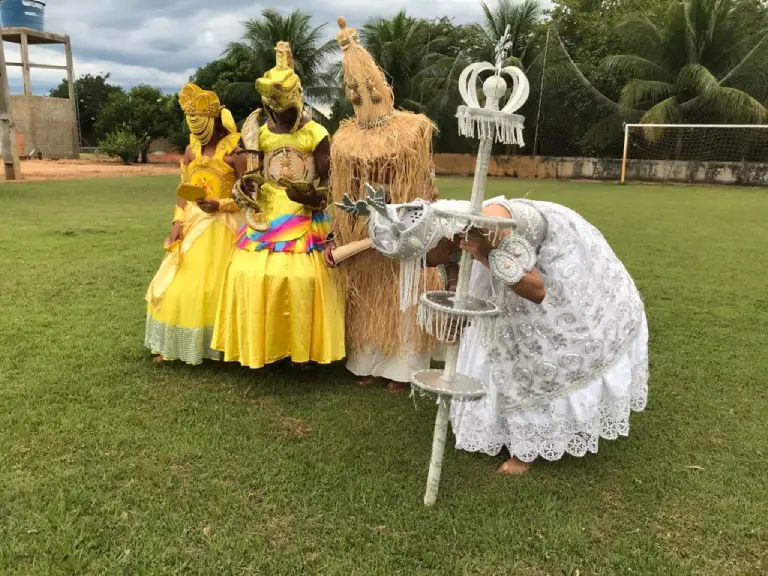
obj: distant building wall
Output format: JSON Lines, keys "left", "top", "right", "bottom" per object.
{"left": 433, "top": 154, "right": 768, "bottom": 186}
{"left": 149, "top": 138, "right": 172, "bottom": 154}
{"left": 10, "top": 95, "right": 78, "bottom": 158}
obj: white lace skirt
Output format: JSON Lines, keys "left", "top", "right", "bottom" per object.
{"left": 346, "top": 347, "right": 432, "bottom": 383}
{"left": 450, "top": 316, "right": 649, "bottom": 462}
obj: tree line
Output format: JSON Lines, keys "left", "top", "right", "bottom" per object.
{"left": 53, "top": 0, "right": 768, "bottom": 162}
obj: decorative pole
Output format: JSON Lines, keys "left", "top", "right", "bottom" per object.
{"left": 411, "top": 26, "right": 531, "bottom": 506}
{"left": 335, "top": 26, "right": 531, "bottom": 506}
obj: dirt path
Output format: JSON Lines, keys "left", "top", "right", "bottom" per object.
{"left": 2, "top": 156, "right": 181, "bottom": 183}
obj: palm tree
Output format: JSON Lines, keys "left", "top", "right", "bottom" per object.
{"left": 603, "top": 0, "right": 768, "bottom": 124}
{"left": 473, "top": 0, "right": 543, "bottom": 68}
{"left": 221, "top": 9, "right": 340, "bottom": 113}
{"left": 359, "top": 12, "right": 433, "bottom": 110}
{"left": 417, "top": 0, "right": 544, "bottom": 116}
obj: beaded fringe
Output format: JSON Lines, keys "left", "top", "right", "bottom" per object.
{"left": 456, "top": 107, "right": 525, "bottom": 146}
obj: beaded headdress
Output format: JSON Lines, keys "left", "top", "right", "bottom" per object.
{"left": 256, "top": 42, "right": 304, "bottom": 133}
{"left": 177, "top": 83, "right": 237, "bottom": 145}
{"left": 336, "top": 17, "right": 395, "bottom": 128}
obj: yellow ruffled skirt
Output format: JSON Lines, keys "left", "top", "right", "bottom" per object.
{"left": 145, "top": 221, "right": 236, "bottom": 364}
{"left": 212, "top": 249, "right": 345, "bottom": 369}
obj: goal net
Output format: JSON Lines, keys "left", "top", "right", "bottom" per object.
{"left": 621, "top": 124, "right": 768, "bottom": 184}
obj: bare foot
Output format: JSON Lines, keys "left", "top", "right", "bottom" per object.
{"left": 152, "top": 355, "right": 166, "bottom": 364}
{"left": 386, "top": 381, "right": 410, "bottom": 394}
{"left": 358, "top": 377, "right": 377, "bottom": 387}
{"left": 497, "top": 458, "right": 533, "bottom": 475}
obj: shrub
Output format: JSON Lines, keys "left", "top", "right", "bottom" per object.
{"left": 99, "top": 129, "right": 140, "bottom": 164}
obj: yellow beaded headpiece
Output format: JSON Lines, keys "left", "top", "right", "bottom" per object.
{"left": 178, "top": 83, "right": 237, "bottom": 145}
{"left": 256, "top": 42, "right": 304, "bottom": 133}
{"left": 336, "top": 17, "right": 395, "bottom": 128}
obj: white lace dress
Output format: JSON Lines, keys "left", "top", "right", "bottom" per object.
{"left": 346, "top": 349, "right": 431, "bottom": 383}
{"left": 450, "top": 199, "right": 649, "bottom": 462}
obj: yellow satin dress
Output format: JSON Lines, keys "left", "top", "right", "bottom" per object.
{"left": 212, "top": 121, "right": 345, "bottom": 369}
{"left": 144, "top": 133, "right": 243, "bottom": 364}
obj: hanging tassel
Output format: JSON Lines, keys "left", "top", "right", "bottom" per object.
{"left": 456, "top": 108, "right": 525, "bottom": 146}
{"left": 399, "top": 259, "right": 422, "bottom": 311}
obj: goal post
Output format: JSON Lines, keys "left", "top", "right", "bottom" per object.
{"left": 620, "top": 123, "right": 768, "bottom": 184}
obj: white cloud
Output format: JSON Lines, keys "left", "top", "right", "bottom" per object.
{"left": 3, "top": 43, "right": 193, "bottom": 94}
{"left": 4, "top": 0, "right": 552, "bottom": 94}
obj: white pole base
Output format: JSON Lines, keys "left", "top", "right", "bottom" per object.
{"left": 423, "top": 397, "right": 450, "bottom": 507}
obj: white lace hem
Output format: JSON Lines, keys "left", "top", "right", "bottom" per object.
{"left": 451, "top": 318, "right": 649, "bottom": 463}
{"left": 346, "top": 347, "right": 431, "bottom": 383}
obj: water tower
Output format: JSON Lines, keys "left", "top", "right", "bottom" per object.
{"left": 0, "top": 0, "right": 79, "bottom": 180}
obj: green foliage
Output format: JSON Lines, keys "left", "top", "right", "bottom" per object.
{"left": 190, "top": 56, "right": 255, "bottom": 122}
{"left": 165, "top": 94, "right": 190, "bottom": 152}
{"left": 604, "top": 0, "right": 768, "bottom": 124}
{"left": 415, "top": 5, "right": 544, "bottom": 152}
{"left": 95, "top": 85, "right": 174, "bottom": 163}
{"left": 221, "top": 9, "right": 339, "bottom": 112}
{"left": 360, "top": 12, "right": 433, "bottom": 111}
{"left": 75, "top": 1, "right": 768, "bottom": 158}
{"left": 49, "top": 73, "right": 123, "bottom": 146}
{"left": 548, "top": 0, "right": 669, "bottom": 100}
{"left": 326, "top": 98, "right": 354, "bottom": 134}
{"left": 475, "top": 0, "right": 544, "bottom": 65}
{"left": 98, "top": 129, "right": 140, "bottom": 164}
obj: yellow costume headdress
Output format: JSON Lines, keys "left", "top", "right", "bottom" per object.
{"left": 178, "top": 83, "right": 237, "bottom": 145}
{"left": 256, "top": 42, "right": 304, "bottom": 133}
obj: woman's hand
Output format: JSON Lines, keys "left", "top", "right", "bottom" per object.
{"left": 458, "top": 228, "right": 494, "bottom": 268}
{"left": 239, "top": 171, "right": 264, "bottom": 198}
{"left": 284, "top": 181, "right": 316, "bottom": 204}
{"left": 168, "top": 221, "right": 183, "bottom": 243}
{"left": 197, "top": 198, "right": 220, "bottom": 214}
{"left": 323, "top": 235, "right": 338, "bottom": 268}
{"left": 279, "top": 178, "right": 327, "bottom": 210}
{"left": 426, "top": 237, "right": 461, "bottom": 267}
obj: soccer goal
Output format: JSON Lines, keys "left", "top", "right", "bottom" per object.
{"left": 620, "top": 123, "right": 768, "bottom": 184}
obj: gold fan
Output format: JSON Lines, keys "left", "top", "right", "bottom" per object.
{"left": 176, "top": 183, "right": 206, "bottom": 202}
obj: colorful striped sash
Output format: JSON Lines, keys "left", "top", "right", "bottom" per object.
{"left": 236, "top": 211, "right": 330, "bottom": 253}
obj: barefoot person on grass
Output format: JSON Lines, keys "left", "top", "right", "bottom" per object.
{"left": 351, "top": 191, "right": 649, "bottom": 474}
{"left": 144, "top": 83, "right": 246, "bottom": 365}
{"left": 431, "top": 198, "right": 649, "bottom": 474}
{"left": 328, "top": 18, "right": 443, "bottom": 393}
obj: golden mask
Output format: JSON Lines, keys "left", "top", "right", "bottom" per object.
{"left": 177, "top": 83, "right": 236, "bottom": 145}
{"left": 336, "top": 17, "right": 395, "bottom": 128}
{"left": 256, "top": 42, "right": 304, "bottom": 133}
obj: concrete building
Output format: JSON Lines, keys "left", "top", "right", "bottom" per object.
{"left": 0, "top": 26, "right": 78, "bottom": 179}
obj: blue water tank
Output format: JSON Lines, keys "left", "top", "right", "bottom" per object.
{"left": 0, "top": 0, "right": 46, "bottom": 31}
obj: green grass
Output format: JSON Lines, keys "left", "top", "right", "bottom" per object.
{"left": 1, "top": 175, "right": 767, "bottom": 575}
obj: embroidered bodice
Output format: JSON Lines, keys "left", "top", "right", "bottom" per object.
{"left": 183, "top": 133, "right": 240, "bottom": 200}
{"left": 236, "top": 120, "right": 331, "bottom": 253}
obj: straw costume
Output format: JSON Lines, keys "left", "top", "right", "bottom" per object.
{"left": 144, "top": 83, "right": 243, "bottom": 364}
{"left": 212, "top": 42, "right": 345, "bottom": 369}
{"left": 329, "top": 18, "right": 444, "bottom": 388}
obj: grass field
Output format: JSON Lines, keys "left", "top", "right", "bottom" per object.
{"left": 1, "top": 176, "right": 767, "bottom": 575}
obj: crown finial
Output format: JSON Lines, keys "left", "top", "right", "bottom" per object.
{"left": 274, "top": 41, "right": 294, "bottom": 70}
{"left": 338, "top": 16, "right": 347, "bottom": 29}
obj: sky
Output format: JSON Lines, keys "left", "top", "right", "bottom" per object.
{"left": 2, "top": 0, "right": 548, "bottom": 97}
